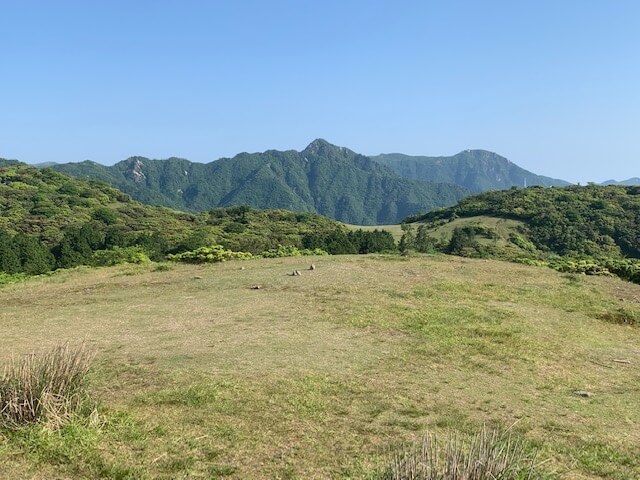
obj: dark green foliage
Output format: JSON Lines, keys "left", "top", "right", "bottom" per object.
{"left": 51, "top": 140, "right": 469, "bottom": 224}
{"left": 411, "top": 185, "right": 640, "bottom": 260}
{"left": 347, "top": 229, "right": 396, "bottom": 254}
{"left": 409, "top": 184, "right": 640, "bottom": 283}
{"left": 0, "top": 230, "right": 21, "bottom": 274}
{"left": 0, "top": 164, "right": 353, "bottom": 276}
{"left": 398, "top": 223, "right": 416, "bottom": 252}
{"left": 91, "top": 207, "right": 119, "bottom": 225}
{"left": 302, "top": 229, "right": 395, "bottom": 255}
{"left": 372, "top": 149, "right": 569, "bottom": 193}
{"left": 52, "top": 222, "right": 106, "bottom": 269}
{"left": 260, "top": 245, "right": 328, "bottom": 258}
{"left": 447, "top": 227, "right": 480, "bottom": 255}
{"left": 414, "top": 225, "right": 438, "bottom": 253}
{"left": 91, "top": 247, "right": 151, "bottom": 267}
{"left": 13, "top": 233, "right": 55, "bottom": 274}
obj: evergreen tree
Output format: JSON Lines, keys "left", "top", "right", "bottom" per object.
{"left": 0, "top": 230, "right": 21, "bottom": 274}
{"left": 415, "top": 225, "right": 437, "bottom": 253}
{"left": 14, "top": 233, "right": 55, "bottom": 274}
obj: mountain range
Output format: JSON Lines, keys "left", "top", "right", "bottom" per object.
{"left": 16, "top": 140, "right": 635, "bottom": 225}
{"left": 49, "top": 140, "right": 468, "bottom": 225}
{"left": 601, "top": 178, "right": 640, "bottom": 186}
{"left": 371, "top": 149, "right": 569, "bottom": 193}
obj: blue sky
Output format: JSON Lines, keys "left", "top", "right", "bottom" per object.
{"left": 1, "top": 1, "right": 639, "bottom": 182}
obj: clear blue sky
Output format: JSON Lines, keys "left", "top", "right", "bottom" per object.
{"left": 2, "top": 1, "right": 639, "bottom": 183}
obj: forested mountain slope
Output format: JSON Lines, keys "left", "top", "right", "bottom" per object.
{"left": 371, "top": 149, "right": 569, "bottom": 193}
{"left": 0, "top": 162, "right": 356, "bottom": 275}
{"left": 51, "top": 140, "right": 469, "bottom": 225}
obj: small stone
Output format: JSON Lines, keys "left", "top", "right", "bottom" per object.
{"left": 574, "top": 390, "right": 592, "bottom": 398}
{"left": 250, "top": 285, "right": 261, "bottom": 290}
{"left": 193, "top": 276, "right": 203, "bottom": 280}
{"left": 294, "top": 270, "right": 302, "bottom": 276}
{"left": 309, "top": 264, "right": 316, "bottom": 270}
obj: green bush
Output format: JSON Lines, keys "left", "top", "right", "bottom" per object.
{"left": 260, "top": 245, "right": 328, "bottom": 258}
{"left": 167, "top": 245, "right": 253, "bottom": 264}
{"left": 91, "top": 246, "right": 151, "bottom": 267}
{"left": 549, "top": 259, "right": 614, "bottom": 276}
{"left": 0, "top": 272, "right": 28, "bottom": 286}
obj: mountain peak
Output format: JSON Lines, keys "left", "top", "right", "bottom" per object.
{"left": 303, "top": 138, "right": 347, "bottom": 156}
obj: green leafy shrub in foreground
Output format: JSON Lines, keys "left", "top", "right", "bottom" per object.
{"left": 167, "top": 245, "right": 253, "bottom": 263}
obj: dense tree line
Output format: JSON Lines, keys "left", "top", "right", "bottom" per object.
{"left": 302, "top": 229, "right": 395, "bottom": 255}
{"left": 0, "top": 215, "right": 398, "bottom": 278}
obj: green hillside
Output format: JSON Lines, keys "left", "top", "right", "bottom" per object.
{"left": 1, "top": 163, "right": 383, "bottom": 276}
{"left": 50, "top": 140, "right": 469, "bottom": 225}
{"left": 403, "top": 185, "right": 640, "bottom": 283}
{"left": 371, "top": 149, "right": 569, "bottom": 193}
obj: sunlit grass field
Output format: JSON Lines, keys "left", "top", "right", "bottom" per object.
{"left": 1, "top": 254, "right": 639, "bottom": 479}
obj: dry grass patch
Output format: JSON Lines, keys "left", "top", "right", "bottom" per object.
{"left": 0, "top": 343, "right": 94, "bottom": 430}
{"left": 381, "top": 426, "right": 542, "bottom": 480}
{"left": 1, "top": 255, "right": 639, "bottom": 478}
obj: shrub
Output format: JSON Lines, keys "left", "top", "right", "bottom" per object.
{"left": 0, "top": 343, "right": 94, "bottom": 430}
{"left": 380, "top": 427, "right": 540, "bottom": 480}
{"left": 260, "top": 245, "right": 328, "bottom": 258}
{"left": 599, "top": 307, "right": 639, "bottom": 326}
{"left": 167, "top": 245, "right": 253, "bottom": 264}
{"left": 0, "top": 272, "right": 28, "bottom": 286}
{"left": 91, "top": 246, "right": 151, "bottom": 267}
{"left": 549, "top": 259, "right": 613, "bottom": 276}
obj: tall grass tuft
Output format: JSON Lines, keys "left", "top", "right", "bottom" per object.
{"left": 0, "top": 343, "right": 94, "bottom": 430}
{"left": 382, "top": 426, "right": 540, "bottom": 480}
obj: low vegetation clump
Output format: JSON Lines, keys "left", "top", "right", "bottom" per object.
{"left": 90, "top": 245, "right": 151, "bottom": 267}
{"left": 260, "top": 245, "right": 328, "bottom": 258}
{"left": 167, "top": 244, "right": 329, "bottom": 264}
{"left": 380, "top": 427, "right": 542, "bottom": 480}
{"left": 167, "top": 245, "right": 253, "bottom": 263}
{"left": 0, "top": 344, "right": 94, "bottom": 430}
{"left": 0, "top": 272, "right": 28, "bottom": 286}
{"left": 599, "top": 307, "right": 639, "bottom": 326}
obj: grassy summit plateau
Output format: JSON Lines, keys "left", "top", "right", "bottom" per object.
{"left": 1, "top": 254, "right": 638, "bottom": 479}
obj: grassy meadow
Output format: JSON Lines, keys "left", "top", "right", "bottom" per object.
{"left": 1, "top": 254, "right": 639, "bottom": 479}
